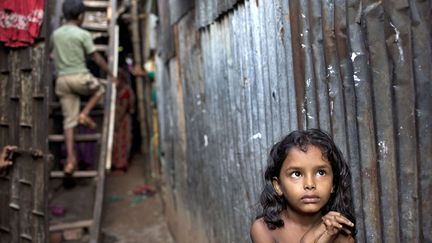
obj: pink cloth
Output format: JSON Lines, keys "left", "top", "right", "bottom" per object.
{"left": 112, "top": 85, "right": 135, "bottom": 171}
{"left": 0, "top": 0, "right": 44, "bottom": 47}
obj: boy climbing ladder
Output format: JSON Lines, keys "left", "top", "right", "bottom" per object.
{"left": 50, "top": 0, "right": 117, "bottom": 175}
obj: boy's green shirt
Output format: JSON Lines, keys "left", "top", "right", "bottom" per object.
{"left": 51, "top": 24, "right": 96, "bottom": 76}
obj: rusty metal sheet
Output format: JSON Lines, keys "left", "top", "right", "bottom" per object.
{"left": 347, "top": 1, "right": 382, "bottom": 241}
{"left": 382, "top": 0, "right": 421, "bottom": 241}
{"left": 195, "top": 0, "right": 239, "bottom": 28}
{"left": 169, "top": 0, "right": 194, "bottom": 25}
{"left": 410, "top": 0, "right": 432, "bottom": 241}
{"left": 298, "top": 0, "right": 318, "bottom": 128}
{"left": 321, "top": 0, "right": 347, "bottom": 155}
{"left": 157, "top": 0, "right": 175, "bottom": 61}
{"left": 157, "top": 0, "right": 432, "bottom": 242}
{"left": 177, "top": 10, "right": 207, "bottom": 227}
{"left": 232, "top": 5, "right": 255, "bottom": 241}
{"left": 334, "top": 0, "right": 366, "bottom": 241}
{"left": 279, "top": 0, "right": 298, "bottom": 131}
{"left": 364, "top": 2, "right": 400, "bottom": 242}
{"left": 309, "top": 0, "right": 331, "bottom": 132}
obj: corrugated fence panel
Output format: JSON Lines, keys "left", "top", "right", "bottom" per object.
{"left": 364, "top": 2, "right": 400, "bottom": 242}
{"left": 157, "top": 0, "right": 176, "bottom": 61}
{"left": 383, "top": 0, "right": 420, "bottom": 241}
{"left": 348, "top": 1, "right": 383, "bottom": 242}
{"left": 334, "top": 0, "right": 367, "bottom": 241}
{"left": 195, "top": 0, "right": 240, "bottom": 28}
{"left": 156, "top": 0, "right": 432, "bottom": 242}
{"left": 411, "top": 0, "right": 432, "bottom": 241}
{"left": 169, "top": 0, "right": 194, "bottom": 25}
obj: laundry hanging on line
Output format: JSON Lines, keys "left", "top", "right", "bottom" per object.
{"left": 0, "top": 0, "right": 44, "bottom": 47}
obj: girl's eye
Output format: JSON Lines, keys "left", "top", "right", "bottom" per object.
{"left": 317, "top": 170, "right": 326, "bottom": 176}
{"left": 290, "top": 171, "right": 301, "bottom": 178}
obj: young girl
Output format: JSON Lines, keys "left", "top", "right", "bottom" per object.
{"left": 251, "top": 129, "right": 356, "bottom": 243}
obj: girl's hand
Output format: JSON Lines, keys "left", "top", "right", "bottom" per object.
{"left": 301, "top": 211, "right": 354, "bottom": 243}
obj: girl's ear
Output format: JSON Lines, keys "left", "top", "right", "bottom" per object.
{"left": 272, "top": 177, "right": 283, "bottom": 196}
{"left": 331, "top": 186, "right": 334, "bottom": 193}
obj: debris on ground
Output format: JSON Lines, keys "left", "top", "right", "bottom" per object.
{"left": 130, "top": 195, "right": 147, "bottom": 206}
{"left": 49, "top": 205, "right": 66, "bottom": 217}
{"left": 107, "top": 194, "right": 123, "bottom": 204}
{"left": 132, "top": 184, "right": 156, "bottom": 196}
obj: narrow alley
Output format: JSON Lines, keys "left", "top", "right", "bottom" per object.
{"left": 101, "top": 155, "right": 174, "bottom": 243}
{"left": 0, "top": 0, "right": 431, "bottom": 243}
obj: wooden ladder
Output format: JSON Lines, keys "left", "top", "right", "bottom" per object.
{"left": 48, "top": 0, "right": 118, "bottom": 242}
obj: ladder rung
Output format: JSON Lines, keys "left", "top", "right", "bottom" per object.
{"left": 95, "top": 44, "right": 108, "bottom": 52}
{"left": 50, "top": 170, "right": 98, "bottom": 178}
{"left": 48, "top": 134, "right": 101, "bottom": 142}
{"left": 84, "top": 1, "right": 109, "bottom": 9}
{"left": 50, "top": 110, "right": 104, "bottom": 118}
{"left": 50, "top": 101, "right": 104, "bottom": 110}
{"left": 82, "top": 22, "right": 109, "bottom": 31}
{"left": 90, "top": 32, "right": 109, "bottom": 40}
{"left": 49, "top": 220, "right": 93, "bottom": 232}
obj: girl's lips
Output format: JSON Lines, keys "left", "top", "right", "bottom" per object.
{"left": 300, "top": 196, "right": 320, "bottom": 203}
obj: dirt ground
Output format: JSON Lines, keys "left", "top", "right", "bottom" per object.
{"left": 49, "top": 154, "right": 174, "bottom": 243}
{"left": 101, "top": 155, "right": 175, "bottom": 243}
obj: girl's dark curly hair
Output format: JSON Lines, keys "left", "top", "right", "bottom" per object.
{"left": 258, "top": 129, "right": 356, "bottom": 235}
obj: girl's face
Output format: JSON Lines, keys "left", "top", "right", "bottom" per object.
{"left": 272, "top": 145, "right": 334, "bottom": 216}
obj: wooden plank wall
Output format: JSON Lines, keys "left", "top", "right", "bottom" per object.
{"left": 156, "top": 0, "right": 432, "bottom": 242}
{"left": 0, "top": 1, "right": 51, "bottom": 242}
{"left": 0, "top": 37, "right": 49, "bottom": 243}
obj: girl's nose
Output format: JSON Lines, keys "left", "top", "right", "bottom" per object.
{"left": 303, "top": 183, "right": 316, "bottom": 190}
{"left": 303, "top": 176, "right": 316, "bottom": 190}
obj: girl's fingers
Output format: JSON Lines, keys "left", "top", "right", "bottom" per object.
{"left": 315, "top": 211, "right": 354, "bottom": 243}
{"left": 341, "top": 227, "right": 352, "bottom": 235}
{"left": 324, "top": 211, "right": 354, "bottom": 228}
{"left": 322, "top": 218, "right": 342, "bottom": 234}
{"left": 321, "top": 212, "right": 354, "bottom": 237}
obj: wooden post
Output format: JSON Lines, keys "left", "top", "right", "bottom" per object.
{"left": 131, "top": 0, "right": 149, "bottom": 155}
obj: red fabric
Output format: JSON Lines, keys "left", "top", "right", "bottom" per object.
{"left": 0, "top": 0, "right": 44, "bottom": 47}
{"left": 112, "top": 86, "right": 135, "bottom": 171}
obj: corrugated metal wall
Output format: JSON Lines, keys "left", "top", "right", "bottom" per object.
{"left": 156, "top": 0, "right": 432, "bottom": 242}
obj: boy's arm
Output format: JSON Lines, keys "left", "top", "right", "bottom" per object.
{"left": 90, "top": 52, "right": 118, "bottom": 84}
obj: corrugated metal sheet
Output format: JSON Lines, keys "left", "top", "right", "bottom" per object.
{"left": 169, "top": 0, "right": 194, "bottom": 25}
{"left": 157, "top": 0, "right": 176, "bottom": 61}
{"left": 156, "top": 0, "right": 432, "bottom": 242}
{"left": 195, "top": 0, "right": 240, "bottom": 27}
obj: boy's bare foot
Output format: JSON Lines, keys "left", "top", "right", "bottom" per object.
{"left": 79, "top": 113, "right": 97, "bottom": 129}
{"left": 64, "top": 157, "right": 77, "bottom": 175}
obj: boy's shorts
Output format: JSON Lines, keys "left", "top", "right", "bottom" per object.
{"left": 55, "top": 72, "right": 105, "bottom": 129}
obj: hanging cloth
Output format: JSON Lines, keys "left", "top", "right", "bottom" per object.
{"left": 0, "top": 0, "right": 44, "bottom": 47}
